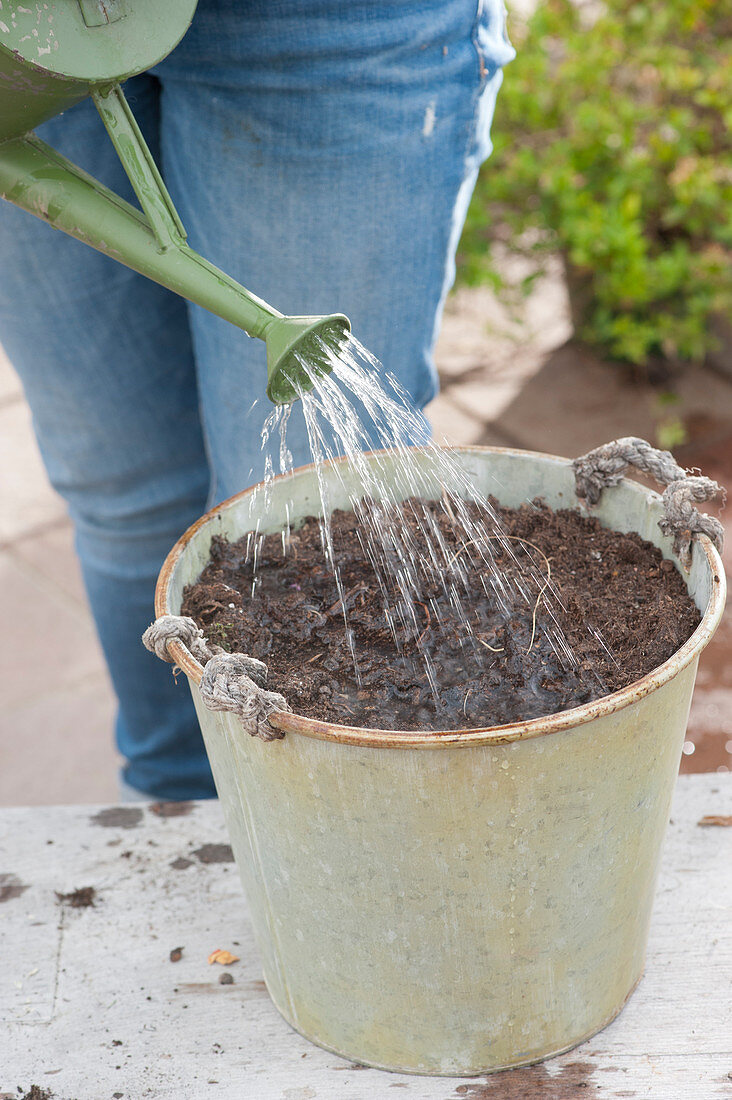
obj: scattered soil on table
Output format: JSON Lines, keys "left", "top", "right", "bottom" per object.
{"left": 90, "top": 806, "right": 143, "bottom": 830}
{"left": 17, "top": 1087, "right": 54, "bottom": 1100}
{"left": 55, "top": 885, "right": 96, "bottom": 908}
{"left": 0, "top": 872, "right": 29, "bottom": 904}
{"left": 192, "top": 843, "right": 235, "bottom": 864}
{"left": 170, "top": 856, "right": 194, "bottom": 871}
{"left": 181, "top": 498, "right": 701, "bottom": 730}
{"left": 150, "top": 801, "right": 193, "bottom": 818}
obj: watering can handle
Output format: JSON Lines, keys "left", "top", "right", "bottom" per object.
{"left": 573, "top": 437, "right": 724, "bottom": 565}
{"left": 92, "top": 84, "right": 187, "bottom": 252}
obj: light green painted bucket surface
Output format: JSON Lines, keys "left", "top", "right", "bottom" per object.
{"left": 157, "top": 446, "right": 725, "bottom": 1075}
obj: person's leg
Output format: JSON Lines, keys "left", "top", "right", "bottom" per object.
{"left": 157, "top": 0, "right": 514, "bottom": 500}
{"left": 0, "top": 77, "right": 215, "bottom": 799}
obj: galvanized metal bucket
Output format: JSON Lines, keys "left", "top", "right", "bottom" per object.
{"left": 156, "top": 446, "right": 725, "bottom": 1076}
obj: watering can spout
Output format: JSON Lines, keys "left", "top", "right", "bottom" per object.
{"left": 0, "top": 20, "right": 350, "bottom": 403}
{"left": 263, "top": 315, "right": 350, "bottom": 404}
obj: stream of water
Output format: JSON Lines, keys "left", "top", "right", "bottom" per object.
{"left": 247, "top": 331, "right": 612, "bottom": 708}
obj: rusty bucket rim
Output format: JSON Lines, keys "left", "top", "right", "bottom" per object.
{"left": 155, "top": 444, "right": 726, "bottom": 750}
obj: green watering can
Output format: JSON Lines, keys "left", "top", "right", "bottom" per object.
{"left": 0, "top": 0, "right": 350, "bottom": 403}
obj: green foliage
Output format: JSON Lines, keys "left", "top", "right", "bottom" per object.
{"left": 458, "top": 0, "right": 732, "bottom": 369}
{"left": 653, "top": 391, "right": 688, "bottom": 449}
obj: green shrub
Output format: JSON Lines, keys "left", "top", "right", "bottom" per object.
{"left": 458, "top": 0, "right": 732, "bottom": 370}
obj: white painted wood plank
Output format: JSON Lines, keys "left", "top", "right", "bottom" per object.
{"left": 0, "top": 774, "right": 730, "bottom": 1100}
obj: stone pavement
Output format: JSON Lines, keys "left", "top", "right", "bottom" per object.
{"left": 1, "top": 272, "right": 731, "bottom": 805}
{"left": 0, "top": 346, "right": 119, "bottom": 806}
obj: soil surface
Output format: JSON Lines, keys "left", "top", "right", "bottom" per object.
{"left": 181, "top": 499, "right": 701, "bottom": 730}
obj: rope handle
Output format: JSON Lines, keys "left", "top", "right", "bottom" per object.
{"left": 142, "top": 615, "right": 289, "bottom": 742}
{"left": 573, "top": 436, "right": 725, "bottom": 567}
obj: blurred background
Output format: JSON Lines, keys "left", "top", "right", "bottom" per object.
{"left": 1, "top": 0, "right": 730, "bottom": 804}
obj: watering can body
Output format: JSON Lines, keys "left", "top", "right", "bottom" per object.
{"left": 0, "top": 0, "right": 349, "bottom": 402}
{"left": 0, "top": 0, "right": 198, "bottom": 141}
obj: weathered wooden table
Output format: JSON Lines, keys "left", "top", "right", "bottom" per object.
{"left": 1, "top": 773, "right": 730, "bottom": 1100}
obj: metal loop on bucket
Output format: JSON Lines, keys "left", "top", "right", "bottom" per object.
{"left": 142, "top": 614, "right": 288, "bottom": 741}
{"left": 573, "top": 437, "right": 725, "bottom": 566}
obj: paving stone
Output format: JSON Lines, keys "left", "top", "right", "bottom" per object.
{"left": 684, "top": 601, "right": 732, "bottom": 776}
{"left": 435, "top": 276, "right": 571, "bottom": 383}
{"left": 435, "top": 292, "right": 514, "bottom": 379}
{"left": 0, "top": 540, "right": 117, "bottom": 805}
{"left": 685, "top": 685, "right": 732, "bottom": 775}
{"left": 493, "top": 343, "right": 732, "bottom": 458}
{"left": 445, "top": 360, "right": 543, "bottom": 428}
{"left": 0, "top": 343, "right": 22, "bottom": 406}
{"left": 11, "top": 519, "right": 88, "bottom": 609}
{"left": 0, "top": 549, "right": 108, "bottom": 715}
{"left": 426, "top": 393, "right": 486, "bottom": 446}
{"left": 434, "top": 270, "right": 572, "bottom": 431}
{"left": 0, "top": 399, "right": 66, "bottom": 544}
{"left": 0, "top": 677, "right": 118, "bottom": 806}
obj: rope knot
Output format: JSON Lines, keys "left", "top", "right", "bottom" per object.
{"left": 142, "top": 614, "right": 288, "bottom": 741}
{"left": 573, "top": 437, "right": 724, "bottom": 567}
{"left": 660, "top": 478, "right": 725, "bottom": 562}
{"left": 142, "top": 614, "right": 213, "bottom": 665}
{"left": 200, "top": 654, "right": 289, "bottom": 742}
{"left": 573, "top": 437, "right": 685, "bottom": 505}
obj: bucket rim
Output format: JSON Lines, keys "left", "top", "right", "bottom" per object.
{"left": 156, "top": 444, "right": 726, "bottom": 749}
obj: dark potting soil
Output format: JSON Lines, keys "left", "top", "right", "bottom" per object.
{"left": 181, "top": 499, "right": 701, "bottom": 730}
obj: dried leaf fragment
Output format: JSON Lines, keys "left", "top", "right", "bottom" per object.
{"left": 697, "top": 814, "right": 732, "bottom": 827}
{"left": 208, "top": 948, "right": 240, "bottom": 966}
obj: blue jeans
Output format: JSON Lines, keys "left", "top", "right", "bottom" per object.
{"left": 0, "top": 0, "right": 513, "bottom": 799}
